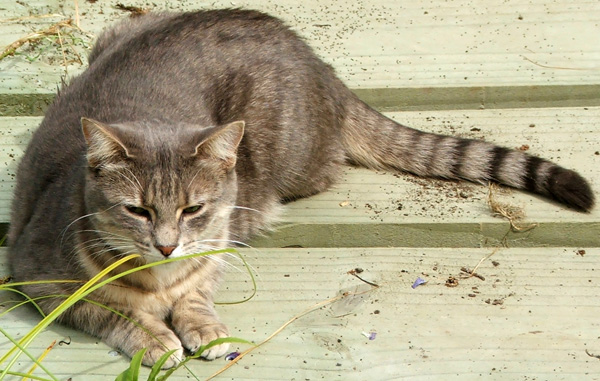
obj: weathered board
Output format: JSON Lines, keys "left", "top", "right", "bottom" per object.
{"left": 1, "top": 0, "right": 600, "bottom": 115}
{"left": 1, "top": 0, "right": 599, "bottom": 379}
{"left": 1, "top": 247, "right": 599, "bottom": 380}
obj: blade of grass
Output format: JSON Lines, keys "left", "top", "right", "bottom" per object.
{"left": 157, "top": 337, "right": 254, "bottom": 381}
{"left": 0, "top": 327, "right": 58, "bottom": 381}
{"left": 0, "top": 370, "right": 53, "bottom": 381}
{"left": 115, "top": 348, "right": 146, "bottom": 381}
{"left": 23, "top": 340, "right": 56, "bottom": 380}
{"left": 1, "top": 248, "right": 250, "bottom": 379}
{"left": 0, "top": 287, "right": 47, "bottom": 317}
{"left": 0, "top": 254, "right": 141, "bottom": 375}
{"left": 148, "top": 349, "right": 180, "bottom": 381}
{"left": 215, "top": 251, "right": 256, "bottom": 305}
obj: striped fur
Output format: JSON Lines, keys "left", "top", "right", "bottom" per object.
{"left": 342, "top": 100, "right": 594, "bottom": 211}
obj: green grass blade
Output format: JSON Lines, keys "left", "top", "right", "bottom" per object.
{"left": 0, "top": 254, "right": 141, "bottom": 374}
{"left": 115, "top": 348, "right": 146, "bottom": 381}
{"left": 0, "top": 369, "right": 54, "bottom": 381}
{"left": 1, "top": 248, "right": 249, "bottom": 380}
{"left": 190, "top": 337, "right": 255, "bottom": 360}
{"left": 157, "top": 336, "right": 255, "bottom": 380}
{"left": 147, "top": 349, "right": 179, "bottom": 381}
{"left": 0, "top": 326, "right": 58, "bottom": 381}
{"left": 0, "top": 287, "right": 46, "bottom": 317}
{"left": 215, "top": 250, "right": 257, "bottom": 305}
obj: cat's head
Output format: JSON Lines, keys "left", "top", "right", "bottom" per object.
{"left": 80, "top": 117, "right": 244, "bottom": 262}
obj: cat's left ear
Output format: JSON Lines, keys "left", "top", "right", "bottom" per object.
{"left": 194, "top": 121, "right": 245, "bottom": 169}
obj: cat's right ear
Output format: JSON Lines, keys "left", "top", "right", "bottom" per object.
{"left": 81, "top": 117, "right": 134, "bottom": 169}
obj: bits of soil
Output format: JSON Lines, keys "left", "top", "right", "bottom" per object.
{"left": 485, "top": 299, "right": 504, "bottom": 305}
{"left": 445, "top": 276, "right": 459, "bottom": 287}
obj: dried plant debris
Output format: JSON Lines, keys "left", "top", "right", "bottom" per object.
{"left": 0, "top": 275, "right": 12, "bottom": 285}
{"left": 445, "top": 276, "right": 459, "bottom": 287}
{"left": 115, "top": 3, "right": 151, "bottom": 17}
{"left": 348, "top": 268, "right": 379, "bottom": 287}
{"left": 460, "top": 267, "right": 485, "bottom": 281}
{"left": 487, "top": 183, "right": 537, "bottom": 232}
{"left": 1, "top": 19, "right": 72, "bottom": 61}
{"left": 585, "top": 349, "right": 600, "bottom": 360}
{"left": 485, "top": 292, "right": 515, "bottom": 306}
{"left": 0, "top": 18, "right": 91, "bottom": 66}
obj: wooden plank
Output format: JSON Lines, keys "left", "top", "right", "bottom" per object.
{"left": 1, "top": 108, "right": 598, "bottom": 246}
{"left": 1, "top": 0, "right": 599, "bottom": 113}
{"left": 1, "top": 246, "right": 599, "bottom": 380}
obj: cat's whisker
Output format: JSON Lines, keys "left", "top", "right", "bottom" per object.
{"left": 121, "top": 167, "right": 144, "bottom": 193}
{"left": 227, "top": 205, "right": 264, "bottom": 215}
{"left": 59, "top": 203, "right": 124, "bottom": 247}
{"left": 196, "top": 239, "right": 260, "bottom": 276}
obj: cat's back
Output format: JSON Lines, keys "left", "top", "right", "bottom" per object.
{"left": 9, "top": 9, "right": 345, "bottom": 244}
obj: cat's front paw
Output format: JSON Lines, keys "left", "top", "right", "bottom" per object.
{"left": 141, "top": 334, "right": 184, "bottom": 369}
{"left": 179, "top": 321, "right": 230, "bottom": 360}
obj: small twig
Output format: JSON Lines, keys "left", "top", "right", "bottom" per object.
{"left": 586, "top": 349, "right": 600, "bottom": 360}
{"left": 56, "top": 27, "right": 68, "bottom": 75}
{"left": 115, "top": 3, "right": 150, "bottom": 17}
{"left": 348, "top": 268, "right": 380, "bottom": 288}
{"left": 522, "top": 55, "right": 599, "bottom": 71}
{"left": 0, "top": 19, "right": 75, "bottom": 61}
{"left": 460, "top": 248, "right": 501, "bottom": 281}
{"left": 0, "top": 14, "right": 65, "bottom": 23}
{"left": 74, "top": 0, "right": 80, "bottom": 29}
{"left": 460, "top": 267, "right": 485, "bottom": 281}
{"left": 471, "top": 248, "right": 500, "bottom": 274}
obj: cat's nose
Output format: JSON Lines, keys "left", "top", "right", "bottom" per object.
{"left": 155, "top": 245, "right": 176, "bottom": 257}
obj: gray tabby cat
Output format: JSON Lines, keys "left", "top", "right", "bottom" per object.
{"left": 8, "top": 9, "right": 594, "bottom": 368}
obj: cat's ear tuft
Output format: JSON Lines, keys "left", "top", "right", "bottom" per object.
{"left": 195, "top": 121, "right": 245, "bottom": 169}
{"left": 81, "top": 117, "right": 134, "bottom": 169}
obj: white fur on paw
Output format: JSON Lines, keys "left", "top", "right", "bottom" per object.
{"left": 180, "top": 323, "right": 230, "bottom": 360}
{"left": 200, "top": 341, "right": 230, "bottom": 360}
{"left": 142, "top": 338, "right": 184, "bottom": 369}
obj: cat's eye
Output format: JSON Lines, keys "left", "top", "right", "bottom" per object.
{"left": 182, "top": 204, "right": 204, "bottom": 214}
{"left": 125, "top": 205, "right": 151, "bottom": 218}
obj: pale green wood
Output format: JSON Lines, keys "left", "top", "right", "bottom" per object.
{"left": 1, "top": 0, "right": 599, "bottom": 108}
{"left": 1, "top": 108, "right": 598, "bottom": 247}
{"left": 1, "top": 246, "right": 599, "bottom": 380}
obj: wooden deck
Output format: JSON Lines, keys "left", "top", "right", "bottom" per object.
{"left": 1, "top": 0, "right": 599, "bottom": 380}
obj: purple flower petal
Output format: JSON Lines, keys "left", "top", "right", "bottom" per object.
{"left": 225, "top": 351, "right": 240, "bottom": 361}
{"left": 411, "top": 277, "right": 427, "bottom": 289}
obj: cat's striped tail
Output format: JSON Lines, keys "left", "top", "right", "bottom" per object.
{"left": 341, "top": 99, "right": 594, "bottom": 212}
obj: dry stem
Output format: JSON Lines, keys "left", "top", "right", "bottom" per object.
{"left": 0, "top": 19, "right": 76, "bottom": 61}
{"left": 487, "top": 183, "right": 537, "bottom": 232}
{"left": 206, "top": 285, "right": 378, "bottom": 380}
